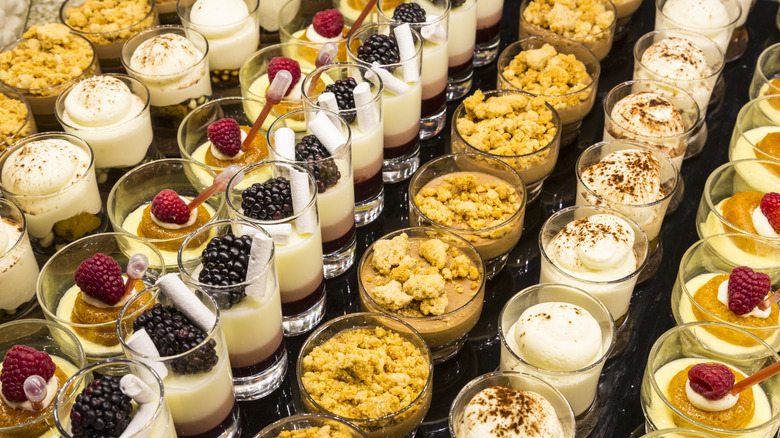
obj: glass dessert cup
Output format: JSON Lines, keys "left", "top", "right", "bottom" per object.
{"left": 121, "top": 25, "right": 212, "bottom": 157}
{"left": 0, "top": 198, "right": 40, "bottom": 324}
{"left": 749, "top": 42, "right": 780, "bottom": 100}
{"left": 296, "top": 312, "right": 433, "bottom": 438}
{"left": 613, "top": 0, "right": 643, "bottom": 37}
{"left": 730, "top": 96, "right": 780, "bottom": 167}
{"left": 225, "top": 161, "right": 325, "bottom": 336}
{"left": 474, "top": 0, "right": 503, "bottom": 66}
{"left": 37, "top": 233, "right": 165, "bottom": 362}
{"left": 409, "top": 153, "right": 526, "bottom": 279}
{"left": 376, "top": 0, "right": 450, "bottom": 139}
{"left": 636, "top": 429, "right": 719, "bottom": 438}
{"left": 0, "top": 85, "right": 37, "bottom": 151}
{"left": 641, "top": 322, "right": 780, "bottom": 436}
{"left": 155, "top": 0, "right": 180, "bottom": 24}
{"left": 59, "top": 0, "right": 158, "bottom": 73}
{"left": 448, "top": 371, "right": 576, "bottom": 438}
{"left": 177, "top": 0, "right": 260, "bottom": 92}
{"left": 178, "top": 219, "right": 286, "bottom": 401}
{"left": 653, "top": 0, "right": 741, "bottom": 55}
{"left": 0, "top": 319, "right": 87, "bottom": 438}
{"left": 53, "top": 358, "right": 176, "bottom": 438}
{"left": 255, "top": 413, "right": 369, "bottom": 438}
{"left": 357, "top": 227, "right": 486, "bottom": 364}
{"left": 301, "top": 62, "right": 384, "bottom": 227}
{"left": 267, "top": 108, "right": 356, "bottom": 278}
{"left": 497, "top": 35, "right": 599, "bottom": 147}
{"left": 444, "top": 0, "right": 476, "bottom": 101}
{"left": 106, "top": 158, "right": 226, "bottom": 272}
{"left": 0, "top": 132, "right": 106, "bottom": 259}
{"left": 451, "top": 89, "right": 561, "bottom": 203}
{"left": 346, "top": 23, "right": 423, "bottom": 184}
{"left": 278, "top": 0, "right": 353, "bottom": 63}
{"left": 724, "top": 0, "right": 755, "bottom": 62}
{"left": 498, "top": 283, "right": 615, "bottom": 437}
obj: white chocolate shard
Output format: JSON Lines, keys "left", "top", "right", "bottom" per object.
{"left": 126, "top": 329, "right": 169, "bottom": 379}
{"left": 393, "top": 24, "right": 419, "bottom": 83}
{"left": 353, "top": 82, "right": 378, "bottom": 133}
{"left": 120, "top": 374, "right": 156, "bottom": 404}
{"left": 246, "top": 232, "right": 273, "bottom": 298}
{"left": 308, "top": 111, "right": 347, "bottom": 156}
{"left": 317, "top": 91, "right": 342, "bottom": 126}
{"left": 369, "top": 62, "right": 409, "bottom": 95}
{"left": 291, "top": 169, "right": 318, "bottom": 235}
{"left": 273, "top": 127, "right": 296, "bottom": 160}
{"left": 261, "top": 223, "right": 292, "bottom": 244}
{"left": 155, "top": 274, "right": 217, "bottom": 332}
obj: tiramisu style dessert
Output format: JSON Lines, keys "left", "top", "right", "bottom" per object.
{"left": 0, "top": 199, "right": 39, "bottom": 323}
{"left": 656, "top": 0, "right": 737, "bottom": 51}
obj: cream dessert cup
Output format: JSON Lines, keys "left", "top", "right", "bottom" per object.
{"left": 347, "top": 23, "right": 423, "bottom": 184}
{"left": 121, "top": 25, "right": 212, "bottom": 157}
{"left": 730, "top": 96, "right": 780, "bottom": 167}
{"left": 0, "top": 132, "right": 105, "bottom": 257}
{"left": 0, "top": 318, "right": 87, "bottom": 438}
{"left": 118, "top": 286, "right": 239, "bottom": 438}
{"left": 641, "top": 322, "right": 780, "bottom": 436}
{"left": 0, "top": 86, "right": 37, "bottom": 151}
{"left": 654, "top": 0, "right": 740, "bottom": 55}
{"left": 54, "top": 358, "right": 176, "bottom": 438}
{"left": 106, "top": 159, "right": 225, "bottom": 271}
{"left": 498, "top": 283, "right": 614, "bottom": 437}
{"left": 225, "top": 161, "right": 325, "bottom": 336}
{"left": 449, "top": 371, "right": 576, "bottom": 438}
{"left": 268, "top": 108, "right": 355, "bottom": 278}
{"left": 37, "top": 233, "right": 165, "bottom": 362}
{"left": 259, "top": 0, "right": 295, "bottom": 41}
{"left": 0, "top": 198, "right": 39, "bottom": 323}
{"left": 278, "top": 0, "right": 352, "bottom": 63}
{"left": 724, "top": 0, "right": 754, "bottom": 62}
{"left": 178, "top": 219, "right": 286, "bottom": 401}
{"left": 377, "top": 0, "right": 449, "bottom": 139}
{"left": 474, "top": 0, "right": 503, "bottom": 66}
{"left": 749, "top": 42, "right": 780, "bottom": 100}
{"left": 178, "top": 0, "right": 260, "bottom": 92}
{"left": 497, "top": 36, "right": 600, "bottom": 147}
{"left": 256, "top": 413, "right": 369, "bottom": 438}
{"left": 446, "top": 0, "right": 476, "bottom": 101}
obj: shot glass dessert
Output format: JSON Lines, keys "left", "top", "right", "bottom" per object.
{"left": 279, "top": 1, "right": 351, "bottom": 62}
{"left": 255, "top": 413, "right": 369, "bottom": 438}
{"left": 449, "top": 371, "right": 576, "bottom": 438}
{"left": 498, "top": 283, "right": 614, "bottom": 436}
{"left": 446, "top": 0, "right": 477, "bottom": 100}
{"left": 729, "top": 96, "right": 780, "bottom": 166}
{"left": 225, "top": 161, "right": 325, "bottom": 336}
{"left": 121, "top": 25, "right": 212, "bottom": 156}
{"left": 296, "top": 313, "right": 433, "bottom": 438}
{"left": 347, "top": 22, "right": 423, "bottom": 183}
{"left": 451, "top": 89, "right": 560, "bottom": 202}
{"left": 0, "top": 86, "right": 36, "bottom": 151}
{"left": 749, "top": 42, "right": 780, "bottom": 100}
{"left": 654, "top": 0, "right": 741, "bottom": 53}
{"left": 178, "top": 219, "right": 286, "bottom": 400}
{"left": 474, "top": 0, "right": 503, "bottom": 66}
{"left": 0, "top": 198, "right": 39, "bottom": 323}
{"left": 497, "top": 36, "right": 599, "bottom": 146}
{"left": 409, "top": 153, "right": 526, "bottom": 279}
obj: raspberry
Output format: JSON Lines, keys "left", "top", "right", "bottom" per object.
{"left": 267, "top": 57, "right": 302, "bottom": 97}
{"left": 311, "top": 9, "right": 344, "bottom": 38}
{"left": 74, "top": 253, "right": 126, "bottom": 306}
{"left": 151, "top": 189, "right": 191, "bottom": 225}
{"left": 760, "top": 192, "right": 780, "bottom": 233}
{"left": 207, "top": 118, "right": 241, "bottom": 157}
{"left": 688, "top": 363, "right": 735, "bottom": 400}
{"left": 392, "top": 3, "right": 426, "bottom": 23}
{"left": 728, "top": 266, "right": 771, "bottom": 315}
{"left": 70, "top": 375, "right": 133, "bottom": 437}
{"left": 0, "top": 345, "right": 56, "bottom": 402}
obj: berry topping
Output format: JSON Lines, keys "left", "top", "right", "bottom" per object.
{"left": 70, "top": 375, "right": 133, "bottom": 438}
{"left": 199, "top": 234, "right": 253, "bottom": 308}
{"left": 151, "top": 189, "right": 191, "bottom": 225}
{"left": 74, "top": 253, "right": 126, "bottom": 306}
{"left": 311, "top": 8, "right": 344, "bottom": 38}
{"left": 1, "top": 345, "right": 56, "bottom": 403}
{"left": 392, "top": 3, "right": 426, "bottom": 23}
{"left": 295, "top": 135, "right": 341, "bottom": 193}
{"left": 241, "top": 177, "right": 294, "bottom": 221}
{"left": 760, "top": 192, "right": 780, "bottom": 234}
{"left": 688, "top": 363, "right": 735, "bottom": 400}
{"left": 728, "top": 266, "right": 771, "bottom": 315}
{"left": 267, "top": 57, "right": 302, "bottom": 96}
{"left": 451, "top": 0, "right": 465, "bottom": 6}
{"left": 356, "top": 34, "right": 400, "bottom": 71}
{"left": 323, "top": 78, "right": 357, "bottom": 124}
{"left": 207, "top": 118, "right": 242, "bottom": 157}
{"left": 133, "top": 304, "right": 218, "bottom": 375}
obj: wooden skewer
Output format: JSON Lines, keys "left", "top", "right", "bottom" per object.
{"left": 242, "top": 71, "right": 293, "bottom": 150}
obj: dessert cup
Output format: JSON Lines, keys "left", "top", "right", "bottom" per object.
{"left": 296, "top": 312, "right": 433, "bottom": 438}
{"left": 121, "top": 25, "right": 212, "bottom": 157}
{"left": 0, "top": 319, "right": 87, "bottom": 438}
{"left": 409, "top": 153, "right": 526, "bottom": 279}
{"left": 178, "top": 219, "right": 286, "bottom": 400}
{"left": 259, "top": 0, "right": 296, "bottom": 40}
{"left": 357, "top": 227, "right": 486, "bottom": 363}
{"left": 278, "top": 0, "right": 353, "bottom": 63}
{"left": 54, "top": 358, "right": 176, "bottom": 438}
{"left": 749, "top": 42, "right": 780, "bottom": 100}
{"left": 498, "top": 283, "right": 614, "bottom": 437}
{"left": 497, "top": 36, "right": 599, "bottom": 146}
{"left": 474, "top": 0, "right": 503, "bottom": 66}
{"left": 377, "top": 0, "right": 449, "bottom": 139}
{"left": 346, "top": 23, "right": 423, "bottom": 184}
{"left": 118, "top": 285, "right": 240, "bottom": 438}
{"left": 106, "top": 158, "right": 226, "bottom": 271}
{"left": 0, "top": 85, "right": 37, "bottom": 151}
{"left": 0, "top": 198, "right": 39, "bottom": 323}
{"left": 449, "top": 371, "right": 576, "bottom": 438}
{"left": 724, "top": 0, "right": 754, "bottom": 62}
{"left": 446, "top": 0, "right": 476, "bottom": 100}
{"left": 267, "top": 108, "right": 355, "bottom": 278}
{"left": 653, "top": 0, "right": 741, "bottom": 54}
{"left": 613, "top": 0, "right": 643, "bottom": 37}
{"left": 641, "top": 322, "right": 780, "bottom": 436}
{"left": 59, "top": 0, "right": 158, "bottom": 73}
{"left": 0, "top": 0, "right": 29, "bottom": 47}
{"left": 451, "top": 89, "right": 561, "bottom": 202}
{"left": 254, "top": 413, "right": 369, "bottom": 438}
{"left": 37, "top": 233, "right": 165, "bottom": 362}
{"left": 637, "top": 429, "right": 719, "bottom": 438}
{"left": 729, "top": 96, "right": 780, "bottom": 166}
{"left": 301, "top": 62, "right": 384, "bottom": 227}
{"left": 155, "top": 0, "right": 180, "bottom": 24}
{"left": 225, "top": 161, "right": 325, "bottom": 336}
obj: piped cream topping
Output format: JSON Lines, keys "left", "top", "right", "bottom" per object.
{"left": 752, "top": 207, "right": 780, "bottom": 238}
{"left": 130, "top": 34, "right": 203, "bottom": 77}
{"left": 461, "top": 386, "right": 565, "bottom": 438}
{"left": 685, "top": 380, "right": 739, "bottom": 412}
{"left": 640, "top": 37, "right": 711, "bottom": 81}
{"left": 63, "top": 76, "right": 139, "bottom": 127}
{"left": 189, "top": 0, "right": 249, "bottom": 37}
{"left": 0, "top": 139, "right": 90, "bottom": 197}
{"left": 610, "top": 92, "right": 685, "bottom": 138}
{"left": 581, "top": 150, "right": 665, "bottom": 205}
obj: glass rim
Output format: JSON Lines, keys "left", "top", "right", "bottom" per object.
{"left": 254, "top": 412, "right": 370, "bottom": 438}
{"left": 346, "top": 22, "right": 423, "bottom": 71}
{"left": 267, "top": 107, "right": 353, "bottom": 163}
{"left": 638, "top": 428, "right": 719, "bottom": 438}
{"left": 239, "top": 40, "right": 325, "bottom": 103}
{"left": 0, "top": 198, "right": 28, "bottom": 262}
{"left": 519, "top": 0, "right": 617, "bottom": 39}
{"left": 121, "top": 25, "right": 210, "bottom": 81}
{"left": 177, "top": 0, "right": 260, "bottom": 29}
{"left": 655, "top": 0, "right": 742, "bottom": 30}
{"left": 301, "top": 62, "right": 384, "bottom": 112}
{"left": 732, "top": 95, "right": 780, "bottom": 161}
{"left": 60, "top": 0, "right": 157, "bottom": 38}
{"left": 376, "top": 0, "right": 451, "bottom": 28}
{"left": 0, "top": 86, "right": 34, "bottom": 147}
{"left": 633, "top": 30, "right": 725, "bottom": 82}
{"left": 755, "top": 42, "right": 780, "bottom": 93}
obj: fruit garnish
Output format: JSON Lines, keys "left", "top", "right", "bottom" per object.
{"left": 267, "top": 57, "right": 301, "bottom": 97}
{"left": 759, "top": 192, "right": 780, "bottom": 234}
{"left": 241, "top": 177, "right": 294, "bottom": 221}
{"left": 393, "top": 2, "right": 426, "bottom": 23}
{"left": 151, "top": 189, "right": 192, "bottom": 225}
{"left": 0, "top": 345, "right": 56, "bottom": 403}
{"left": 323, "top": 78, "right": 358, "bottom": 123}
{"left": 728, "top": 266, "right": 771, "bottom": 315}
{"left": 207, "top": 118, "right": 242, "bottom": 157}
{"left": 295, "top": 135, "right": 341, "bottom": 192}
{"left": 243, "top": 70, "right": 293, "bottom": 150}
{"left": 74, "top": 253, "right": 126, "bottom": 306}
{"left": 356, "top": 34, "right": 401, "bottom": 70}
{"left": 688, "top": 363, "right": 735, "bottom": 400}
{"left": 199, "top": 234, "right": 253, "bottom": 307}
{"left": 312, "top": 9, "right": 344, "bottom": 38}
{"left": 70, "top": 375, "right": 132, "bottom": 437}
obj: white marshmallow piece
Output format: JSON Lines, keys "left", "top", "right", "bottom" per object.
{"left": 317, "top": 92, "right": 342, "bottom": 126}
{"left": 291, "top": 169, "right": 317, "bottom": 235}
{"left": 119, "top": 402, "right": 157, "bottom": 438}
{"left": 245, "top": 232, "right": 273, "bottom": 298}
{"left": 308, "top": 111, "right": 347, "bottom": 156}
{"left": 126, "top": 330, "right": 168, "bottom": 379}
{"left": 155, "top": 274, "right": 217, "bottom": 332}
{"left": 393, "top": 24, "right": 419, "bottom": 83}
{"left": 421, "top": 21, "right": 446, "bottom": 45}
{"left": 273, "top": 127, "right": 296, "bottom": 161}
{"left": 120, "top": 374, "right": 156, "bottom": 403}
{"left": 370, "top": 62, "right": 409, "bottom": 95}
{"left": 353, "top": 82, "right": 378, "bottom": 133}
{"left": 261, "top": 223, "right": 292, "bottom": 244}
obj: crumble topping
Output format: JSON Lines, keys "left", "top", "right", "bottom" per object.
{"left": 277, "top": 426, "right": 352, "bottom": 438}
{"left": 523, "top": 0, "right": 615, "bottom": 41}
{"left": 0, "top": 95, "right": 29, "bottom": 150}
{"left": 64, "top": 0, "right": 154, "bottom": 44}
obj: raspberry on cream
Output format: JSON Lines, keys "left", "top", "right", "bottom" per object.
{"left": 460, "top": 386, "right": 565, "bottom": 438}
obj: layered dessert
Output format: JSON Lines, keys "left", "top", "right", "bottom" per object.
{"left": 730, "top": 127, "right": 780, "bottom": 184}
{"left": 476, "top": 0, "right": 503, "bottom": 51}
{"left": 447, "top": 0, "right": 477, "bottom": 80}
{"left": 657, "top": 0, "right": 733, "bottom": 51}
{"left": 286, "top": 9, "right": 349, "bottom": 62}
{"left": 190, "top": 118, "right": 269, "bottom": 170}
{"left": 0, "top": 210, "right": 39, "bottom": 319}
{"left": 0, "top": 92, "right": 33, "bottom": 151}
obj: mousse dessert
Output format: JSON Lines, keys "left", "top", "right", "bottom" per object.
{"left": 0, "top": 200, "right": 39, "bottom": 322}
{"left": 475, "top": 0, "right": 503, "bottom": 64}
{"left": 189, "top": 117, "right": 269, "bottom": 170}
{"left": 446, "top": 0, "right": 477, "bottom": 99}
{"left": 0, "top": 90, "right": 34, "bottom": 151}
{"left": 656, "top": 0, "right": 737, "bottom": 51}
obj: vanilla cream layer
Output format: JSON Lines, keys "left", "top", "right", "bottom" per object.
{"left": 275, "top": 224, "right": 323, "bottom": 303}
{"left": 383, "top": 77, "right": 422, "bottom": 145}
{"left": 730, "top": 126, "right": 780, "bottom": 190}
{"left": 447, "top": 0, "right": 477, "bottom": 66}
{"left": 477, "top": 0, "right": 503, "bottom": 24}
{"left": 55, "top": 284, "right": 124, "bottom": 357}
{"left": 139, "top": 67, "right": 212, "bottom": 108}
{"left": 0, "top": 218, "right": 38, "bottom": 311}
{"left": 699, "top": 200, "right": 780, "bottom": 268}
{"left": 422, "top": 39, "right": 448, "bottom": 100}
{"left": 192, "top": 19, "right": 259, "bottom": 70}
{"left": 318, "top": 164, "right": 355, "bottom": 245}
{"left": 351, "top": 117, "right": 384, "bottom": 183}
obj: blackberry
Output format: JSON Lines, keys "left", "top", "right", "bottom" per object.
{"left": 70, "top": 375, "right": 133, "bottom": 438}
{"left": 133, "top": 304, "right": 218, "bottom": 375}
{"left": 199, "top": 234, "right": 253, "bottom": 308}
{"left": 451, "top": 0, "right": 465, "bottom": 6}
{"left": 295, "top": 135, "right": 341, "bottom": 193}
{"left": 356, "top": 34, "right": 400, "bottom": 71}
{"left": 392, "top": 3, "right": 426, "bottom": 23}
{"left": 323, "top": 78, "right": 358, "bottom": 124}
{"left": 241, "top": 177, "right": 294, "bottom": 221}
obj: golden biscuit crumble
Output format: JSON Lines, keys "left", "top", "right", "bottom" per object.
{"left": 65, "top": 0, "right": 154, "bottom": 44}
{"left": 0, "top": 95, "right": 29, "bottom": 150}
{"left": 277, "top": 426, "right": 352, "bottom": 438}
{"left": 523, "top": 0, "right": 615, "bottom": 41}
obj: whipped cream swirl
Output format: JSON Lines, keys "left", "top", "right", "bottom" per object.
{"left": 461, "top": 387, "right": 565, "bottom": 438}
{"left": 640, "top": 37, "right": 711, "bottom": 81}
{"left": 610, "top": 92, "right": 685, "bottom": 138}
{"left": 581, "top": 150, "right": 665, "bottom": 205}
